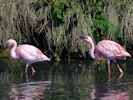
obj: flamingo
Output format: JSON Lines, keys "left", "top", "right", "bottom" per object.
{"left": 6, "top": 39, "right": 50, "bottom": 75}
{"left": 79, "top": 35, "right": 131, "bottom": 81}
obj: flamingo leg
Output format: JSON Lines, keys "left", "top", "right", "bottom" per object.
{"left": 116, "top": 64, "right": 124, "bottom": 74}
{"left": 25, "top": 72, "right": 29, "bottom": 81}
{"left": 25, "top": 64, "right": 29, "bottom": 81}
{"left": 117, "top": 72, "right": 124, "bottom": 82}
{"left": 116, "top": 64, "right": 124, "bottom": 82}
{"left": 107, "top": 60, "right": 111, "bottom": 82}
{"left": 25, "top": 64, "right": 29, "bottom": 74}
{"left": 32, "top": 67, "right": 36, "bottom": 76}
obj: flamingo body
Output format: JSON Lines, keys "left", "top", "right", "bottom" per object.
{"left": 95, "top": 40, "right": 131, "bottom": 59}
{"left": 15, "top": 45, "right": 49, "bottom": 64}
{"left": 6, "top": 39, "right": 50, "bottom": 74}
{"left": 80, "top": 35, "right": 131, "bottom": 81}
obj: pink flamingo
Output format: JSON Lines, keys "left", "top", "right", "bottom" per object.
{"left": 79, "top": 35, "right": 131, "bottom": 81}
{"left": 6, "top": 39, "right": 50, "bottom": 75}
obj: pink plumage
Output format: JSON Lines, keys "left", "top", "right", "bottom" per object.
{"left": 6, "top": 39, "right": 50, "bottom": 74}
{"left": 95, "top": 40, "right": 131, "bottom": 59}
{"left": 80, "top": 35, "right": 131, "bottom": 81}
{"left": 16, "top": 45, "right": 49, "bottom": 63}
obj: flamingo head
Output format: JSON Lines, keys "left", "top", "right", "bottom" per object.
{"left": 80, "top": 35, "right": 93, "bottom": 44}
{"left": 6, "top": 39, "right": 16, "bottom": 50}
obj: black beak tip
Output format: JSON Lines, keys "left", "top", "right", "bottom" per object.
{"left": 80, "top": 35, "right": 87, "bottom": 39}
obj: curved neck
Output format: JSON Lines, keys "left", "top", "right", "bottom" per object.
{"left": 88, "top": 40, "right": 95, "bottom": 59}
{"left": 10, "top": 42, "right": 17, "bottom": 59}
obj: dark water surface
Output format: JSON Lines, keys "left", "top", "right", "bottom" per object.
{"left": 0, "top": 58, "right": 133, "bottom": 100}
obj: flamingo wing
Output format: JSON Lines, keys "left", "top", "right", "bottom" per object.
{"left": 16, "top": 45, "right": 44, "bottom": 61}
{"left": 95, "top": 40, "right": 131, "bottom": 59}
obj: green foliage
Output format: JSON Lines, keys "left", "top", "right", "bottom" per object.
{"left": 93, "top": 15, "right": 122, "bottom": 37}
{"left": 52, "top": 1, "right": 64, "bottom": 21}
{"left": 53, "top": 52, "right": 61, "bottom": 62}
{"left": 21, "top": 37, "right": 29, "bottom": 44}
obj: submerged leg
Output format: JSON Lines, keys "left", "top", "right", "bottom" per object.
{"left": 107, "top": 60, "right": 111, "bottom": 82}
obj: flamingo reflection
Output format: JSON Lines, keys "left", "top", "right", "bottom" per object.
{"left": 8, "top": 81, "right": 51, "bottom": 100}
{"left": 90, "top": 83, "right": 129, "bottom": 100}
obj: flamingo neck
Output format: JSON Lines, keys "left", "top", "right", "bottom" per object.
{"left": 89, "top": 41, "right": 96, "bottom": 59}
{"left": 10, "top": 42, "right": 18, "bottom": 59}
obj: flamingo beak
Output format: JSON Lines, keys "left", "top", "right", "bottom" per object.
{"left": 5, "top": 48, "right": 8, "bottom": 52}
{"left": 44, "top": 58, "right": 51, "bottom": 64}
{"left": 75, "top": 35, "right": 87, "bottom": 41}
{"left": 4, "top": 45, "right": 9, "bottom": 52}
{"left": 80, "top": 35, "right": 88, "bottom": 40}
{"left": 128, "top": 54, "right": 131, "bottom": 58}
{"left": 47, "top": 58, "right": 51, "bottom": 61}
{"left": 45, "top": 57, "right": 51, "bottom": 62}
{"left": 5, "top": 48, "right": 10, "bottom": 53}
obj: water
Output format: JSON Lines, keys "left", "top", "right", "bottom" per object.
{"left": 0, "top": 58, "right": 133, "bottom": 100}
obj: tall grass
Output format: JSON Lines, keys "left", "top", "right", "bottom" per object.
{"left": 0, "top": 0, "right": 93, "bottom": 59}
{"left": 105, "top": 0, "right": 119, "bottom": 39}
{"left": 106, "top": 0, "right": 133, "bottom": 45}
{"left": 0, "top": 0, "right": 133, "bottom": 60}
{"left": 121, "top": 3, "right": 133, "bottom": 44}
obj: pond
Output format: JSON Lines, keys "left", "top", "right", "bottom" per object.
{"left": 0, "top": 58, "right": 133, "bottom": 100}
